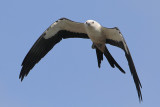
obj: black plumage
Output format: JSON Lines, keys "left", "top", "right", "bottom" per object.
{"left": 20, "top": 30, "right": 88, "bottom": 81}
{"left": 106, "top": 35, "right": 142, "bottom": 101}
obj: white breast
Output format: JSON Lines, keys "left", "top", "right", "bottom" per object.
{"left": 85, "top": 26, "right": 106, "bottom": 44}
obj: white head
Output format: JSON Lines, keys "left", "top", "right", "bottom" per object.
{"left": 84, "top": 20, "right": 102, "bottom": 31}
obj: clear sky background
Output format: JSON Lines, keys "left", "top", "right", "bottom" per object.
{"left": 0, "top": 0, "right": 159, "bottom": 107}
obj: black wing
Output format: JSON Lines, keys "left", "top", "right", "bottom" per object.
{"left": 20, "top": 18, "right": 89, "bottom": 81}
{"left": 103, "top": 27, "right": 142, "bottom": 101}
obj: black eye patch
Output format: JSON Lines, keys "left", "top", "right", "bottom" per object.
{"left": 92, "top": 21, "right": 94, "bottom": 24}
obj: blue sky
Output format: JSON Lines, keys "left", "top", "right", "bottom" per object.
{"left": 0, "top": 0, "right": 159, "bottom": 107}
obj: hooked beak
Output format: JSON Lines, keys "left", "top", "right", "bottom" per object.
{"left": 85, "top": 22, "right": 90, "bottom": 26}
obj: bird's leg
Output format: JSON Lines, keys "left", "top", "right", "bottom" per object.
{"left": 92, "top": 43, "right": 105, "bottom": 53}
{"left": 95, "top": 43, "right": 105, "bottom": 53}
{"left": 92, "top": 43, "right": 96, "bottom": 49}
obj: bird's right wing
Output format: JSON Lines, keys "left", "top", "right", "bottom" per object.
{"left": 20, "top": 18, "right": 89, "bottom": 81}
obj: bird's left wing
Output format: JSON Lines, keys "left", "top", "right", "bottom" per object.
{"left": 102, "top": 27, "right": 142, "bottom": 101}
{"left": 20, "top": 18, "right": 89, "bottom": 81}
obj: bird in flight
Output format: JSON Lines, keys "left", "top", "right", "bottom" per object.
{"left": 20, "top": 17, "right": 142, "bottom": 101}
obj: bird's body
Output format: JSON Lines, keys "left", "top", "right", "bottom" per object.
{"left": 85, "top": 20, "right": 106, "bottom": 53}
{"left": 20, "top": 17, "right": 142, "bottom": 101}
{"left": 85, "top": 20, "right": 104, "bottom": 42}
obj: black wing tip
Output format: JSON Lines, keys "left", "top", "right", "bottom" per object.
{"left": 138, "top": 93, "right": 143, "bottom": 102}
{"left": 125, "top": 52, "right": 143, "bottom": 102}
{"left": 137, "top": 80, "right": 143, "bottom": 102}
{"left": 19, "top": 75, "right": 24, "bottom": 82}
{"left": 136, "top": 79, "right": 142, "bottom": 102}
{"left": 137, "top": 86, "right": 143, "bottom": 102}
{"left": 19, "top": 65, "right": 30, "bottom": 81}
{"left": 19, "top": 69, "right": 25, "bottom": 81}
{"left": 19, "top": 71, "right": 29, "bottom": 82}
{"left": 19, "top": 73, "right": 24, "bottom": 82}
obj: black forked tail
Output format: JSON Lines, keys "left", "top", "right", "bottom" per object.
{"left": 103, "top": 46, "right": 125, "bottom": 74}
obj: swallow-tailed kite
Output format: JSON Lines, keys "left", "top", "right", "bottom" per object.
{"left": 20, "top": 18, "right": 142, "bottom": 101}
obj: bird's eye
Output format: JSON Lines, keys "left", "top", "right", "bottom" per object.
{"left": 92, "top": 21, "right": 94, "bottom": 24}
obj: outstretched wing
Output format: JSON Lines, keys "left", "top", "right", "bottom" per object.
{"left": 102, "top": 27, "right": 142, "bottom": 101}
{"left": 20, "top": 18, "right": 89, "bottom": 81}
